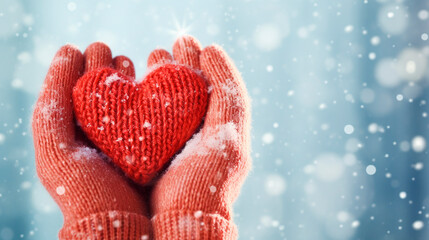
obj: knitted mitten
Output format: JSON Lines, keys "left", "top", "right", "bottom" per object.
{"left": 32, "top": 43, "right": 152, "bottom": 239}
{"left": 150, "top": 36, "right": 251, "bottom": 240}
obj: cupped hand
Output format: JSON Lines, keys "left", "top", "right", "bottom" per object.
{"left": 32, "top": 43, "right": 151, "bottom": 239}
{"left": 149, "top": 36, "right": 251, "bottom": 239}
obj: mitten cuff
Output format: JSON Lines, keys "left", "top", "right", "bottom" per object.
{"left": 59, "top": 211, "right": 151, "bottom": 240}
{"left": 152, "top": 210, "right": 238, "bottom": 240}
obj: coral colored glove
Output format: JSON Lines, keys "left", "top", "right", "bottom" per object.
{"left": 32, "top": 43, "right": 152, "bottom": 239}
{"left": 150, "top": 36, "right": 251, "bottom": 240}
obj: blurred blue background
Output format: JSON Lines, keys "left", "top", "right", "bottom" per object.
{"left": 1, "top": 0, "right": 429, "bottom": 239}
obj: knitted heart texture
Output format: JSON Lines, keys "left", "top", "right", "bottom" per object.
{"left": 72, "top": 64, "right": 208, "bottom": 185}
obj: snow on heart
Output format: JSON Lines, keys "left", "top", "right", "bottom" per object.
{"left": 105, "top": 72, "right": 124, "bottom": 86}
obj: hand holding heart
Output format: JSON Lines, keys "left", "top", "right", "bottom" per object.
{"left": 32, "top": 35, "right": 250, "bottom": 239}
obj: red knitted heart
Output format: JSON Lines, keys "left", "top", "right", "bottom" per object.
{"left": 72, "top": 64, "right": 208, "bottom": 185}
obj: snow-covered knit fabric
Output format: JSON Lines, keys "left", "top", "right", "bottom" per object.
{"left": 32, "top": 35, "right": 251, "bottom": 240}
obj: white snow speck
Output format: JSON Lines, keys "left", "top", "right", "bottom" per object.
{"left": 17, "top": 51, "right": 31, "bottom": 63}
{"left": 122, "top": 60, "right": 130, "bottom": 68}
{"left": 125, "top": 155, "right": 135, "bottom": 164}
{"left": 176, "top": 215, "right": 203, "bottom": 232}
{"left": 194, "top": 211, "right": 203, "bottom": 218}
{"left": 0, "top": 133, "right": 5, "bottom": 144}
{"left": 143, "top": 121, "right": 152, "bottom": 129}
{"left": 351, "top": 220, "right": 360, "bottom": 228}
{"left": 109, "top": 211, "right": 118, "bottom": 218}
{"left": 371, "top": 36, "right": 380, "bottom": 45}
{"left": 102, "top": 116, "right": 110, "bottom": 123}
{"left": 375, "top": 59, "right": 401, "bottom": 87}
{"left": 265, "top": 174, "right": 286, "bottom": 196}
{"left": 51, "top": 56, "right": 71, "bottom": 67}
{"left": 406, "top": 60, "right": 416, "bottom": 74}
{"left": 396, "top": 94, "right": 404, "bottom": 101}
{"left": 412, "top": 136, "right": 426, "bottom": 152}
{"left": 344, "top": 125, "right": 354, "bottom": 134}
{"left": 366, "top": 165, "right": 376, "bottom": 175}
{"left": 56, "top": 186, "right": 65, "bottom": 195}
{"left": 221, "top": 80, "right": 239, "bottom": 96}
{"left": 105, "top": 73, "right": 122, "bottom": 86}
{"left": 413, "top": 162, "right": 424, "bottom": 171}
{"left": 112, "top": 220, "right": 121, "bottom": 228}
{"left": 413, "top": 220, "right": 424, "bottom": 230}
{"left": 72, "top": 146, "right": 98, "bottom": 161}
{"left": 11, "top": 78, "right": 23, "bottom": 88}
{"left": 37, "top": 99, "right": 61, "bottom": 121}
{"left": 141, "top": 235, "right": 149, "bottom": 240}
{"left": 209, "top": 186, "right": 217, "bottom": 193}
{"left": 21, "top": 181, "right": 32, "bottom": 189}
{"left": 262, "top": 132, "right": 274, "bottom": 144}
{"left": 344, "top": 25, "right": 354, "bottom": 33}
{"left": 253, "top": 23, "right": 287, "bottom": 51}
{"left": 337, "top": 211, "right": 351, "bottom": 222}
{"left": 397, "top": 48, "right": 427, "bottom": 82}
{"left": 368, "top": 123, "right": 378, "bottom": 134}
{"left": 399, "top": 191, "right": 407, "bottom": 199}
{"left": 319, "top": 103, "right": 327, "bottom": 110}
{"left": 67, "top": 2, "right": 77, "bottom": 11}
{"left": 418, "top": 10, "right": 429, "bottom": 20}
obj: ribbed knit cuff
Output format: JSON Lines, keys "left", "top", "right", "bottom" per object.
{"left": 152, "top": 210, "right": 238, "bottom": 240}
{"left": 59, "top": 211, "right": 152, "bottom": 240}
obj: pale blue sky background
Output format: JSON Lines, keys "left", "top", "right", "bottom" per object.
{"left": 1, "top": 0, "right": 429, "bottom": 239}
